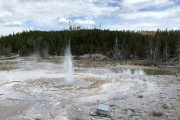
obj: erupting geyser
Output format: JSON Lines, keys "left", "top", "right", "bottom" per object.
{"left": 64, "top": 39, "right": 74, "bottom": 83}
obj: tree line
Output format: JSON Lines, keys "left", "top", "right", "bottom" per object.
{"left": 0, "top": 29, "right": 179, "bottom": 63}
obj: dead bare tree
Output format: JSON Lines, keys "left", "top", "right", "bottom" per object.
{"left": 176, "top": 37, "right": 180, "bottom": 72}
{"left": 113, "top": 38, "right": 120, "bottom": 60}
{"left": 153, "top": 35, "right": 160, "bottom": 62}
{"left": 163, "top": 40, "right": 170, "bottom": 64}
{"left": 178, "top": 38, "right": 180, "bottom": 65}
{"left": 163, "top": 32, "right": 170, "bottom": 64}
{"left": 89, "top": 45, "right": 93, "bottom": 59}
{"left": 147, "top": 36, "right": 153, "bottom": 62}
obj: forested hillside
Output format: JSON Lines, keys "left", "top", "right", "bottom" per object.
{"left": 0, "top": 29, "right": 179, "bottom": 62}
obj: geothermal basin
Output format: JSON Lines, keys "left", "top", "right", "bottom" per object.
{"left": 0, "top": 59, "right": 179, "bottom": 120}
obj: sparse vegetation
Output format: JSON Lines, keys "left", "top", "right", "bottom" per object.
{"left": 151, "top": 111, "right": 163, "bottom": 117}
{"left": 138, "top": 95, "right": 143, "bottom": 98}
{"left": 0, "top": 61, "right": 18, "bottom": 70}
{"left": 161, "top": 104, "right": 169, "bottom": 109}
{"left": 34, "top": 118, "right": 41, "bottom": 120}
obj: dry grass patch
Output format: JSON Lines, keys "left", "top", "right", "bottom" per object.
{"left": 177, "top": 99, "right": 180, "bottom": 103}
{"left": 138, "top": 95, "right": 143, "bottom": 98}
{"left": 0, "top": 64, "right": 15, "bottom": 70}
{"left": 151, "top": 111, "right": 164, "bottom": 117}
{"left": 161, "top": 104, "right": 169, "bottom": 109}
{"left": 74, "top": 60, "right": 119, "bottom": 68}
{"left": 177, "top": 89, "right": 180, "bottom": 91}
{"left": 34, "top": 118, "right": 41, "bottom": 120}
{"left": 0, "top": 61, "right": 18, "bottom": 70}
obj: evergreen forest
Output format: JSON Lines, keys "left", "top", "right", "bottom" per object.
{"left": 0, "top": 29, "right": 179, "bottom": 63}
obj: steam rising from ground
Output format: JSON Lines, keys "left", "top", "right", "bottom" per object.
{"left": 64, "top": 41, "right": 74, "bottom": 83}
{"left": 0, "top": 58, "right": 178, "bottom": 120}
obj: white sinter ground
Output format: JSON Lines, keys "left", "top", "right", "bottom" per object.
{"left": 0, "top": 58, "right": 179, "bottom": 120}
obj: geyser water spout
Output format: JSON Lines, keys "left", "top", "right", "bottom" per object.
{"left": 64, "top": 39, "right": 74, "bottom": 83}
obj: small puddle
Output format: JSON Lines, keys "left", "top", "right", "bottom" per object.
{"left": 119, "top": 69, "right": 173, "bottom": 75}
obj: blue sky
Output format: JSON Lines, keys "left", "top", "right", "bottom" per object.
{"left": 0, "top": 0, "right": 180, "bottom": 36}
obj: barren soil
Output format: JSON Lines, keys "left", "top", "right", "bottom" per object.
{"left": 0, "top": 58, "right": 179, "bottom": 120}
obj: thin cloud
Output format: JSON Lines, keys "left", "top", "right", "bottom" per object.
{"left": 0, "top": 0, "right": 179, "bottom": 36}
{"left": 121, "top": 0, "right": 174, "bottom": 10}
{"left": 121, "top": 6, "right": 180, "bottom": 20}
{"left": 58, "top": 18, "right": 70, "bottom": 24}
{"left": 4, "top": 21, "right": 23, "bottom": 27}
{"left": 104, "top": 22, "right": 158, "bottom": 31}
{"left": 74, "top": 19, "right": 96, "bottom": 25}
{"left": 0, "top": 12, "right": 13, "bottom": 18}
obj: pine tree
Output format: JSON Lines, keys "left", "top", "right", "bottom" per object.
{"left": 163, "top": 40, "right": 170, "bottom": 64}
{"left": 176, "top": 38, "right": 180, "bottom": 64}
{"left": 113, "top": 38, "right": 120, "bottom": 60}
{"left": 147, "top": 36, "right": 153, "bottom": 62}
{"left": 154, "top": 35, "right": 160, "bottom": 62}
{"left": 120, "top": 41, "right": 125, "bottom": 60}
